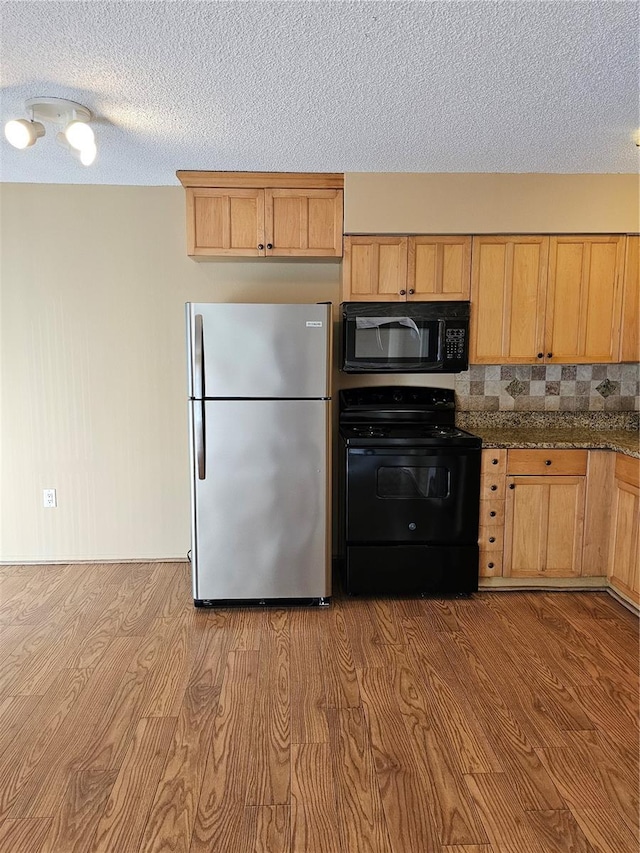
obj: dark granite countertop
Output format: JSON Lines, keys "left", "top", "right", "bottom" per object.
{"left": 456, "top": 412, "right": 639, "bottom": 459}
{"left": 467, "top": 426, "right": 639, "bottom": 458}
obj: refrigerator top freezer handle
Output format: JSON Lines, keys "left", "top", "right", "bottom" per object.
{"left": 194, "top": 314, "right": 204, "bottom": 399}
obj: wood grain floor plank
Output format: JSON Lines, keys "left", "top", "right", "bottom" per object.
{"left": 569, "top": 807, "right": 639, "bottom": 853}
{"left": 342, "top": 598, "right": 400, "bottom": 669}
{"left": 0, "top": 669, "right": 91, "bottom": 822}
{"left": 8, "top": 636, "right": 141, "bottom": 819}
{"left": 441, "top": 630, "right": 565, "bottom": 811}
{"left": 388, "top": 651, "right": 489, "bottom": 846}
{"left": 442, "top": 846, "right": 495, "bottom": 853}
{"left": 0, "top": 817, "right": 52, "bottom": 853}
{"left": 401, "top": 618, "right": 502, "bottom": 775}
{"left": 536, "top": 730, "right": 639, "bottom": 838}
{"left": 357, "top": 663, "right": 447, "bottom": 850}
{"left": 88, "top": 716, "right": 177, "bottom": 853}
{"left": 0, "top": 694, "right": 43, "bottom": 755}
{"left": 190, "top": 650, "right": 259, "bottom": 852}
{"left": 246, "top": 610, "right": 290, "bottom": 806}
{"left": 327, "top": 706, "right": 393, "bottom": 853}
{"left": 290, "top": 743, "right": 340, "bottom": 853}
{"left": 463, "top": 772, "right": 546, "bottom": 853}
{"left": 525, "top": 809, "right": 600, "bottom": 853}
{"left": 137, "top": 644, "right": 222, "bottom": 853}
{"left": 251, "top": 805, "right": 290, "bottom": 853}
{"left": 38, "top": 769, "right": 118, "bottom": 853}
{"left": 321, "top": 607, "right": 360, "bottom": 709}
{"left": 290, "top": 609, "right": 329, "bottom": 744}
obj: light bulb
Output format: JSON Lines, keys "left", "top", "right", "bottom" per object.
{"left": 64, "top": 120, "right": 94, "bottom": 151}
{"left": 4, "top": 119, "right": 45, "bottom": 149}
{"left": 79, "top": 141, "right": 97, "bottom": 166}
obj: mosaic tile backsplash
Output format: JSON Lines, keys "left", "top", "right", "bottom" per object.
{"left": 455, "top": 363, "right": 640, "bottom": 411}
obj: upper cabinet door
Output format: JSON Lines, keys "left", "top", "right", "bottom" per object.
{"left": 546, "top": 236, "right": 625, "bottom": 363}
{"left": 265, "top": 189, "right": 343, "bottom": 257}
{"left": 620, "top": 235, "right": 639, "bottom": 362}
{"left": 342, "top": 236, "right": 408, "bottom": 301}
{"left": 470, "top": 236, "right": 548, "bottom": 363}
{"left": 407, "top": 236, "right": 471, "bottom": 301}
{"left": 186, "top": 188, "right": 264, "bottom": 256}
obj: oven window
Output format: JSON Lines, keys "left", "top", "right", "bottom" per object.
{"left": 354, "top": 317, "right": 431, "bottom": 360}
{"left": 376, "top": 466, "right": 450, "bottom": 499}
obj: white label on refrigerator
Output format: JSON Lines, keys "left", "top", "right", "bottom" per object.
{"left": 306, "top": 321, "right": 323, "bottom": 327}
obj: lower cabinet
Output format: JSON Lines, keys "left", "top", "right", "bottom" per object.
{"left": 608, "top": 454, "right": 640, "bottom": 605}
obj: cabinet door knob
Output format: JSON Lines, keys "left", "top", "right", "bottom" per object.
{"left": 399, "top": 289, "right": 406, "bottom": 296}
{"left": 489, "top": 536, "right": 496, "bottom": 543}
{"left": 488, "top": 562, "right": 495, "bottom": 569}
{"left": 408, "top": 289, "right": 415, "bottom": 295}
{"left": 545, "top": 459, "right": 552, "bottom": 466}
{"left": 547, "top": 352, "right": 553, "bottom": 358}
{"left": 267, "top": 243, "right": 273, "bottom": 250}
{"left": 492, "top": 458, "right": 498, "bottom": 465}
{"left": 258, "top": 244, "right": 264, "bottom": 250}
{"left": 509, "top": 483, "right": 515, "bottom": 489}
{"left": 490, "top": 485, "right": 497, "bottom": 491}
{"left": 537, "top": 353, "right": 544, "bottom": 359}
{"left": 490, "top": 511, "right": 496, "bottom": 517}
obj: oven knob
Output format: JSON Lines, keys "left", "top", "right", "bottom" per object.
{"left": 408, "top": 522, "right": 417, "bottom": 531}
{"left": 393, "top": 391, "right": 403, "bottom": 402}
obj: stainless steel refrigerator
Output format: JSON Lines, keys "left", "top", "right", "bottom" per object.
{"left": 186, "top": 302, "right": 332, "bottom": 606}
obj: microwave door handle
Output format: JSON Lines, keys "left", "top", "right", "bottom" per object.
{"left": 436, "top": 320, "right": 445, "bottom": 363}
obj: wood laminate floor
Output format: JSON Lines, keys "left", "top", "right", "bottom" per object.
{"left": 0, "top": 562, "right": 637, "bottom": 853}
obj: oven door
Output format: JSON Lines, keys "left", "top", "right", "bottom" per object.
{"left": 345, "top": 447, "right": 480, "bottom": 544}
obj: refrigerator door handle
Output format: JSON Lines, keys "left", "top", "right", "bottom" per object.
{"left": 194, "top": 313, "right": 205, "bottom": 399}
{"left": 195, "top": 400, "right": 206, "bottom": 479}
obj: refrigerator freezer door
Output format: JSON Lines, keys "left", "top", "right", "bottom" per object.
{"left": 187, "top": 303, "right": 331, "bottom": 400}
{"left": 190, "top": 399, "right": 331, "bottom": 601}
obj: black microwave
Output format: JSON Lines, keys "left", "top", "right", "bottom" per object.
{"left": 341, "top": 301, "right": 470, "bottom": 373}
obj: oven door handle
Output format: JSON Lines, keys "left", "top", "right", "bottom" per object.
{"left": 436, "top": 319, "right": 445, "bottom": 364}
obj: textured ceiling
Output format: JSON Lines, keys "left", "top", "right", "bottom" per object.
{"left": 1, "top": 1, "right": 639, "bottom": 186}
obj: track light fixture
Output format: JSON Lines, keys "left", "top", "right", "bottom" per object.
{"left": 4, "top": 97, "right": 97, "bottom": 166}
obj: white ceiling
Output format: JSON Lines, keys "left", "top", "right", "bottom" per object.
{"left": 1, "top": 1, "right": 639, "bottom": 186}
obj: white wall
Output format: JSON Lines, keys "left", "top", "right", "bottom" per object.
{"left": 0, "top": 185, "right": 341, "bottom": 561}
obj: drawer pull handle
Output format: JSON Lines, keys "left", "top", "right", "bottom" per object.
{"left": 489, "top": 511, "right": 496, "bottom": 517}
{"left": 490, "top": 485, "right": 497, "bottom": 491}
{"left": 509, "top": 484, "right": 515, "bottom": 489}
{"left": 488, "top": 562, "right": 494, "bottom": 569}
{"left": 492, "top": 458, "right": 498, "bottom": 465}
{"left": 489, "top": 536, "right": 496, "bottom": 543}
{"left": 545, "top": 459, "right": 552, "bottom": 466}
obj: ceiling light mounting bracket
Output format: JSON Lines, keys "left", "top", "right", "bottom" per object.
{"left": 25, "top": 97, "right": 92, "bottom": 126}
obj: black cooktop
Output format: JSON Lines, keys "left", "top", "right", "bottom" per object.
{"left": 339, "top": 386, "right": 481, "bottom": 448}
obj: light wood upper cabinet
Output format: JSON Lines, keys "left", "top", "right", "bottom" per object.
{"left": 342, "top": 237, "right": 408, "bottom": 301}
{"left": 470, "top": 236, "right": 548, "bottom": 363}
{"left": 343, "top": 235, "right": 471, "bottom": 302}
{"left": 546, "top": 236, "right": 625, "bottom": 363}
{"left": 620, "top": 234, "right": 639, "bottom": 362}
{"left": 178, "top": 172, "right": 343, "bottom": 258}
{"left": 471, "top": 234, "right": 626, "bottom": 364}
{"left": 407, "top": 236, "right": 471, "bottom": 300}
{"left": 608, "top": 454, "right": 640, "bottom": 605}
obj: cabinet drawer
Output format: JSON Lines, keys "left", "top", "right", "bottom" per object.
{"left": 481, "top": 450, "right": 507, "bottom": 475}
{"left": 480, "top": 474, "right": 506, "bottom": 500}
{"left": 478, "top": 527, "right": 503, "bottom": 551}
{"left": 479, "top": 551, "right": 503, "bottom": 578}
{"left": 479, "top": 499, "right": 505, "bottom": 527}
{"left": 507, "top": 449, "right": 588, "bottom": 476}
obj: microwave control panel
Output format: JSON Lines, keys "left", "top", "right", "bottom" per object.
{"left": 445, "top": 326, "right": 467, "bottom": 361}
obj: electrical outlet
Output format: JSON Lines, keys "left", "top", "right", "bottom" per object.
{"left": 43, "top": 488, "right": 57, "bottom": 508}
